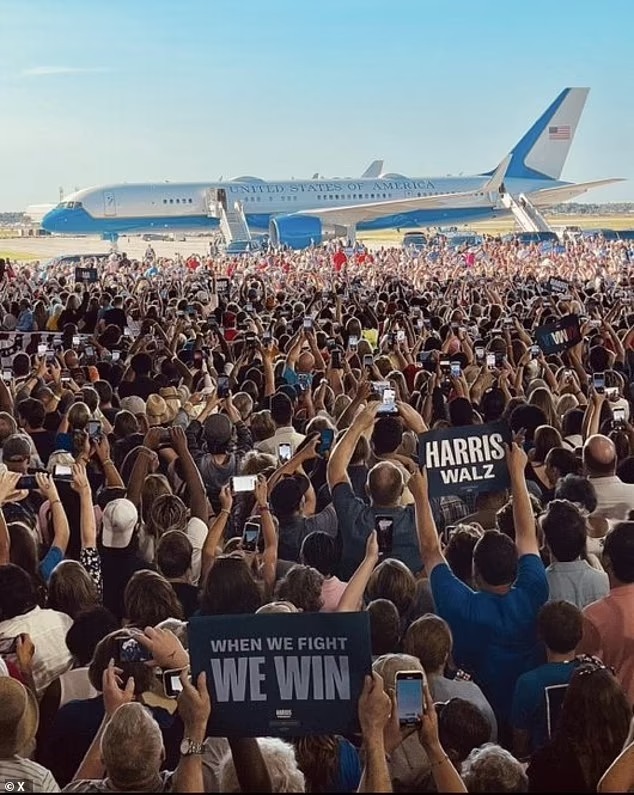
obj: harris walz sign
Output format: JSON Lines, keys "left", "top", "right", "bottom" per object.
{"left": 419, "top": 421, "right": 512, "bottom": 497}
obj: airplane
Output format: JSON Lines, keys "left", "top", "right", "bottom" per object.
{"left": 41, "top": 88, "right": 623, "bottom": 249}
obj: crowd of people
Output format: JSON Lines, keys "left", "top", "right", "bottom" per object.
{"left": 0, "top": 231, "right": 633, "bottom": 793}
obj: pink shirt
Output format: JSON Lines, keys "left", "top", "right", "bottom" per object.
{"left": 320, "top": 576, "right": 348, "bottom": 612}
{"left": 580, "top": 583, "right": 634, "bottom": 704}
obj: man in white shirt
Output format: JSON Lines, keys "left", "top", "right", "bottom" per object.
{"left": 256, "top": 393, "right": 305, "bottom": 457}
{"left": 583, "top": 434, "right": 634, "bottom": 521}
{"left": 0, "top": 564, "right": 72, "bottom": 697}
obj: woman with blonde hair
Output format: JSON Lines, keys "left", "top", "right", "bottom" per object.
{"left": 529, "top": 386, "right": 560, "bottom": 431}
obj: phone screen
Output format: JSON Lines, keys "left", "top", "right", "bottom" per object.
{"left": 531, "top": 345, "right": 540, "bottom": 358}
{"left": 375, "top": 516, "right": 394, "bottom": 556}
{"left": 242, "top": 521, "right": 260, "bottom": 552}
{"left": 87, "top": 420, "right": 102, "bottom": 440}
{"left": 217, "top": 376, "right": 230, "bottom": 398}
{"left": 319, "top": 428, "right": 334, "bottom": 456}
{"left": 486, "top": 353, "right": 496, "bottom": 369}
{"left": 396, "top": 329, "right": 406, "bottom": 342}
{"left": 72, "top": 335, "right": 81, "bottom": 347}
{"left": 37, "top": 343, "right": 48, "bottom": 356}
{"left": 363, "top": 354, "right": 374, "bottom": 368}
{"left": 116, "top": 636, "right": 152, "bottom": 663}
{"left": 348, "top": 335, "right": 359, "bottom": 349}
{"left": 450, "top": 362, "right": 461, "bottom": 378}
{"left": 613, "top": 408, "right": 626, "bottom": 426}
{"left": 2, "top": 370, "right": 12, "bottom": 382}
{"left": 396, "top": 671, "right": 425, "bottom": 726}
{"left": 378, "top": 388, "right": 397, "bottom": 415}
{"left": 163, "top": 669, "right": 186, "bottom": 698}
{"left": 19, "top": 475, "right": 38, "bottom": 490}
{"left": 475, "top": 347, "right": 484, "bottom": 361}
{"left": 440, "top": 360, "right": 451, "bottom": 375}
{"left": 232, "top": 475, "right": 257, "bottom": 493}
{"left": 278, "top": 444, "right": 293, "bottom": 463}
{"left": 303, "top": 317, "right": 313, "bottom": 330}
{"left": 54, "top": 464, "right": 73, "bottom": 478}
{"left": 330, "top": 350, "right": 342, "bottom": 369}
{"left": 593, "top": 372, "right": 605, "bottom": 394}
{"left": 112, "top": 350, "right": 121, "bottom": 362}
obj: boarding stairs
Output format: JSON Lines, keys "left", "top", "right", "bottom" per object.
{"left": 500, "top": 192, "right": 552, "bottom": 233}
{"left": 205, "top": 188, "right": 252, "bottom": 244}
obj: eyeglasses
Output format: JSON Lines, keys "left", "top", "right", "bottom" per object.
{"left": 574, "top": 654, "right": 616, "bottom": 677}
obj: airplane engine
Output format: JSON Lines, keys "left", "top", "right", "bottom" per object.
{"left": 269, "top": 215, "right": 323, "bottom": 249}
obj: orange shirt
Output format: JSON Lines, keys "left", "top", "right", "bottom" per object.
{"left": 579, "top": 583, "right": 634, "bottom": 703}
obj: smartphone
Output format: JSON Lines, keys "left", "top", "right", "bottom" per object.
{"left": 486, "top": 352, "right": 496, "bottom": 370}
{"left": 605, "top": 386, "right": 618, "bottom": 399}
{"left": 348, "top": 335, "right": 359, "bottom": 350}
{"left": 37, "top": 343, "right": 48, "bottom": 356}
{"left": 330, "top": 349, "right": 342, "bottom": 369}
{"left": 378, "top": 388, "right": 397, "bottom": 415}
{"left": 163, "top": 668, "right": 188, "bottom": 699}
{"left": 475, "top": 346, "right": 484, "bottom": 362}
{"left": 216, "top": 277, "right": 229, "bottom": 295}
{"left": 262, "top": 332, "right": 272, "bottom": 347}
{"left": 297, "top": 372, "right": 312, "bottom": 392}
{"left": 19, "top": 475, "right": 38, "bottom": 490}
{"left": 54, "top": 464, "right": 73, "bottom": 479}
{"left": 613, "top": 407, "right": 626, "bottom": 428}
{"left": 416, "top": 318, "right": 424, "bottom": 330}
{"left": 217, "top": 375, "right": 231, "bottom": 398}
{"left": 87, "top": 420, "right": 102, "bottom": 440}
{"left": 450, "top": 361, "right": 461, "bottom": 378}
{"left": 112, "top": 350, "right": 121, "bottom": 362}
{"left": 278, "top": 443, "right": 293, "bottom": 464}
{"left": 85, "top": 346, "right": 95, "bottom": 358}
{"left": 396, "top": 329, "right": 406, "bottom": 343}
{"left": 319, "top": 428, "right": 335, "bottom": 456}
{"left": 193, "top": 349, "right": 204, "bottom": 369}
{"left": 441, "top": 524, "right": 457, "bottom": 546}
{"left": 440, "top": 360, "right": 451, "bottom": 376}
{"left": 231, "top": 475, "right": 257, "bottom": 493}
{"left": 0, "top": 636, "right": 18, "bottom": 656}
{"left": 72, "top": 335, "right": 81, "bottom": 347}
{"left": 592, "top": 372, "right": 605, "bottom": 395}
{"left": 303, "top": 317, "right": 313, "bottom": 330}
{"left": 242, "top": 521, "right": 261, "bottom": 553}
{"left": 396, "top": 670, "right": 426, "bottom": 727}
{"left": 530, "top": 345, "right": 540, "bottom": 359}
{"left": 123, "top": 327, "right": 131, "bottom": 337}
{"left": 116, "top": 636, "right": 153, "bottom": 664}
{"left": 2, "top": 370, "right": 12, "bottom": 382}
{"left": 375, "top": 516, "right": 394, "bottom": 556}
{"left": 363, "top": 354, "right": 374, "bottom": 369}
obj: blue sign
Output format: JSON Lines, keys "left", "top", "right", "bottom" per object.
{"left": 188, "top": 612, "right": 372, "bottom": 737}
{"left": 535, "top": 314, "right": 581, "bottom": 355}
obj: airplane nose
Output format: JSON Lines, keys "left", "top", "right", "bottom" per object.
{"left": 41, "top": 207, "right": 66, "bottom": 232}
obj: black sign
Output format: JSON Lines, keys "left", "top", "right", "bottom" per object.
{"left": 188, "top": 612, "right": 372, "bottom": 737}
{"left": 418, "top": 421, "right": 512, "bottom": 497}
{"left": 74, "top": 267, "right": 98, "bottom": 283}
{"left": 547, "top": 277, "right": 570, "bottom": 295}
{"left": 535, "top": 314, "right": 581, "bottom": 355}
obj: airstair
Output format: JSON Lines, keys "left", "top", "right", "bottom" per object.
{"left": 205, "top": 188, "right": 252, "bottom": 244}
{"left": 500, "top": 192, "right": 552, "bottom": 233}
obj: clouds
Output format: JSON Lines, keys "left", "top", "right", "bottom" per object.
{"left": 20, "top": 66, "right": 111, "bottom": 77}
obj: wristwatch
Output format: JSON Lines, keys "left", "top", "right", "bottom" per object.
{"left": 180, "top": 737, "right": 204, "bottom": 756}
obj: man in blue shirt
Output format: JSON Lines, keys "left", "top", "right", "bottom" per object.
{"left": 410, "top": 442, "right": 548, "bottom": 743}
{"left": 511, "top": 600, "right": 582, "bottom": 756}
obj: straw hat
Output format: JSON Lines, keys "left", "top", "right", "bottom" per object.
{"left": 159, "top": 387, "right": 182, "bottom": 421}
{"left": 0, "top": 677, "right": 39, "bottom": 757}
{"left": 146, "top": 394, "right": 177, "bottom": 427}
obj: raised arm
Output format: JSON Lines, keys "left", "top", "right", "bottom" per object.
{"left": 409, "top": 467, "right": 445, "bottom": 573}
{"left": 338, "top": 531, "right": 379, "bottom": 612}
{"left": 254, "top": 477, "right": 278, "bottom": 598}
{"left": 201, "top": 485, "right": 233, "bottom": 581}
{"left": 327, "top": 403, "right": 379, "bottom": 489}
{"left": 507, "top": 441, "right": 539, "bottom": 557}
{"left": 170, "top": 426, "right": 208, "bottom": 523}
{"left": 0, "top": 472, "right": 27, "bottom": 565}
{"left": 357, "top": 673, "right": 393, "bottom": 793}
{"left": 36, "top": 473, "right": 70, "bottom": 555}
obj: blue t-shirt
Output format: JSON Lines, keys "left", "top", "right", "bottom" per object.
{"left": 430, "top": 554, "right": 548, "bottom": 723}
{"left": 39, "top": 545, "right": 64, "bottom": 583}
{"left": 511, "top": 661, "right": 575, "bottom": 751}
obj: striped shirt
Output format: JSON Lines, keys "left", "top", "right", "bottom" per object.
{"left": 0, "top": 756, "right": 60, "bottom": 792}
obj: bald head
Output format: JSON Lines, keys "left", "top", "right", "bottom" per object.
{"left": 367, "top": 461, "right": 403, "bottom": 507}
{"left": 297, "top": 351, "right": 315, "bottom": 374}
{"left": 583, "top": 434, "right": 617, "bottom": 477}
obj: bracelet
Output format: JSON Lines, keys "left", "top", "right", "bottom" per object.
{"left": 102, "top": 459, "right": 114, "bottom": 466}
{"left": 218, "top": 508, "right": 231, "bottom": 517}
{"left": 428, "top": 754, "right": 450, "bottom": 770}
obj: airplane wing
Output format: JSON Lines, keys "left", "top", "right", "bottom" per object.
{"left": 360, "top": 160, "right": 384, "bottom": 179}
{"left": 526, "top": 178, "right": 625, "bottom": 206}
{"left": 290, "top": 155, "right": 511, "bottom": 226}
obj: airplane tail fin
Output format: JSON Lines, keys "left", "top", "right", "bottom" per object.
{"left": 488, "top": 87, "right": 589, "bottom": 181}
{"left": 361, "top": 160, "right": 384, "bottom": 179}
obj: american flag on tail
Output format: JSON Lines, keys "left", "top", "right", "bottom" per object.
{"left": 548, "top": 125, "right": 571, "bottom": 140}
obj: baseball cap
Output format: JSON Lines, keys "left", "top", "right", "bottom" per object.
{"left": 102, "top": 498, "right": 138, "bottom": 549}
{"left": 119, "top": 396, "right": 147, "bottom": 415}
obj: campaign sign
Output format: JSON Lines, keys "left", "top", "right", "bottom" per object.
{"left": 188, "top": 612, "right": 372, "bottom": 737}
{"left": 547, "top": 276, "right": 570, "bottom": 294}
{"left": 419, "top": 421, "right": 512, "bottom": 497}
{"left": 74, "top": 267, "right": 98, "bottom": 283}
{"left": 535, "top": 314, "right": 581, "bottom": 355}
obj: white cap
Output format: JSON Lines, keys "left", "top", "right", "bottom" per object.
{"left": 101, "top": 499, "right": 138, "bottom": 549}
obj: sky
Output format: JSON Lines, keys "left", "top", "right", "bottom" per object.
{"left": 1, "top": 0, "right": 633, "bottom": 210}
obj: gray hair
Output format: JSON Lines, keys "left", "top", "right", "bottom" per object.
{"left": 101, "top": 703, "right": 164, "bottom": 788}
{"left": 461, "top": 743, "right": 528, "bottom": 793}
{"left": 220, "top": 737, "right": 305, "bottom": 793}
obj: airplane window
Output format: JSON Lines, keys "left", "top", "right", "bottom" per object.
{"left": 371, "top": 194, "right": 375, "bottom": 199}
{"left": 163, "top": 199, "right": 167, "bottom": 204}
{"left": 170, "top": 199, "right": 174, "bottom": 204}
{"left": 189, "top": 198, "right": 193, "bottom": 203}
{"left": 176, "top": 198, "right": 180, "bottom": 203}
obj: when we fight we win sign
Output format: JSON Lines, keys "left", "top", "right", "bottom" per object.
{"left": 419, "top": 421, "right": 512, "bottom": 497}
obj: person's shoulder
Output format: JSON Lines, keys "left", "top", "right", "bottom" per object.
{"left": 62, "top": 779, "right": 106, "bottom": 793}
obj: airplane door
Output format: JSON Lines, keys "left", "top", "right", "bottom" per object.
{"left": 217, "top": 188, "right": 227, "bottom": 211}
{"left": 103, "top": 191, "right": 117, "bottom": 217}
